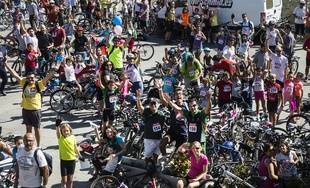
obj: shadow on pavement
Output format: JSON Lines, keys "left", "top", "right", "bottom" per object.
{"left": 51, "top": 181, "right": 91, "bottom": 188}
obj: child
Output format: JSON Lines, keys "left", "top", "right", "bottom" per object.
{"left": 199, "top": 78, "right": 212, "bottom": 119}
{"left": 202, "top": 47, "right": 213, "bottom": 77}
{"left": 63, "top": 57, "right": 83, "bottom": 92}
{"left": 12, "top": 136, "right": 23, "bottom": 161}
{"left": 278, "top": 73, "right": 295, "bottom": 119}
{"left": 266, "top": 74, "right": 283, "bottom": 126}
{"left": 231, "top": 74, "right": 242, "bottom": 103}
{"left": 119, "top": 72, "right": 133, "bottom": 103}
{"left": 216, "top": 73, "right": 233, "bottom": 111}
{"left": 241, "top": 71, "right": 253, "bottom": 112}
{"left": 253, "top": 68, "right": 266, "bottom": 115}
{"left": 162, "top": 67, "right": 177, "bottom": 99}
{"left": 294, "top": 72, "right": 304, "bottom": 114}
{"left": 56, "top": 119, "right": 83, "bottom": 188}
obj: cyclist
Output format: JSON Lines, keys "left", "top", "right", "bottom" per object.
{"left": 293, "top": 0, "right": 306, "bottom": 39}
{"left": 46, "top": 0, "right": 60, "bottom": 24}
{"left": 136, "top": 90, "right": 166, "bottom": 166}
{"left": 180, "top": 53, "right": 203, "bottom": 89}
{"left": 36, "top": 24, "right": 53, "bottom": 62}
{"left": 176, "top": 141, "right": 211, "bottom": 188}
{"left": 266, "top": 20, "right": 283, "bottom": 53}
{"left": 216, "top": 72, "right": 233, "bottom": 111}
{"left": 282, "top": 24, "right": 295, "bottom": 64}
{"left": 24, "top": 43, "right": 39, "bottom": 75}
{"left": 50, "top": 22, "right": 66, "bottom": 48}
{"left": 232, "top": 13, "right": 254, "bottom": 39}
{"left": 138, "top": 0, "right": 149, "bottom": 33}
{"left": 125, "top": 53, "right": 143, "bottom": 94}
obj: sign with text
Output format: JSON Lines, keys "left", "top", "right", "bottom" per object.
{"left": 189, "top": 0, "right": 234, "bottom": 8}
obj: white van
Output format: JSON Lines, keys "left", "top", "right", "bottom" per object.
{"left": 157, "top": 0, "right": 282, "bottom": 27}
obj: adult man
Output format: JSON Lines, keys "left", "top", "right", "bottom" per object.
{"left": 0, "top": 45, "right": 8, "bottom": 96}
{"left": 268, "top": 46, "right": 288, "bottom": 88}
{"left": 252, "top": 44, "right": 270, "bottom": 70}
{"left": 27, "top": 0, "right": 39, "bottom": 29}
{"left": 36, "top": 24, "right": 53, "bottom": 61}
{"left": 232, "top": 13, "right": 254, "bottom": 38}
{"left": 21, "top": 25, "right": 39, "bottom": 52}
{"left": 50, "top": 22, "right": 66, "bottom": 48}
{"left": 4, "top": 62, "right": 56, "bottom": 146}
{"left": 180, "top": 53, "right": 203, "bottom": 88}
{"left": 136, "top": 90, "right": 166, "bottom": 166}
{"left": 293, "top": 0, "right": 306, "bottom": 39}
{"left": 282, "top": 24, "right": 295, "bottom": 62}
{"left": 108, "top": 36, "right": 127, "bottom": 71}
{"left": 46, "top": 0, "right": 60, "bottom": 24}
{"left": 139, "top": 0, "right": 149, "bottom": 32}
{"left": 15, "top": 133, "right": 49, "bottom": 188}
{"left": 304, "top": 35, "right": 310, "bottom": 81}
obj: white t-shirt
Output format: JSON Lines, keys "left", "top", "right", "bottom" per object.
{"left": 24, "top": 35, "right": 39, "bottom": 51}
{"left": 16, "top": 147, "right": 47, "bottom": 187}
{"left": 293, "top": 7, "right": 306, "bottom": 24}
{"left": 64, "top": 65, "right": 77, "bottom": 82}
{"left": 276, "top": 151, "right": 298, "bottom": 177}
{"left": 253, "top": 76, "right": 264, "bottom": 92}
{"left": 266, "top": 29, "right": 279, "bottom": 47}
{"left": 270, "top": 53, "right": 288, "bottom": 82}
{"left": 126, "top": 64, "right": 142, "bottom": 83}
{"left": 222, "top": 45, "right": 235, "bottom": 61}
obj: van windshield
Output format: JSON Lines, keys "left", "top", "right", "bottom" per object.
{"left": 266, "top": 0, "right": 273, "bottom": 9}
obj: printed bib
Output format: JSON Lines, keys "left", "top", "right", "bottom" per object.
{"left": 223, "top": 85, "right": 231, "bottom": 92}
{"left": 152, "top": 123, "right": 161, "bottom": 132}
{"left": 188, "top": 123, "right": 197, "bottom": 133}
{"left": 109, "top": 95, "right": 118, "bottom": 103}
{"left": 270, "top": 87, "right": 278, "bottom": 94}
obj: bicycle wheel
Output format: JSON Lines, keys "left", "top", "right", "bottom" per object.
{"left": 137, "top": 44, "right": 154, "bottom": 61}
{"left": 10, "top": 60, "right": 22, "bottom": 84}
{"left": 90, "top": 175, "right": 120, "bottom": 188}
{"left": 290, "top": 59, "right": 299, "bottom": 75}
{"left": 286, "top": 114, "right": 310, "bottom": 133}
{"left": 78, "top": 18, "right": 93, "bottom": 32}
{"left": 49, "top": 89, "right": 74, "bottom": 114}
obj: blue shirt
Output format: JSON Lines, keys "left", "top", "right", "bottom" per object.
{"left": 162, "top": 75, "right": 176, "bottom": 94}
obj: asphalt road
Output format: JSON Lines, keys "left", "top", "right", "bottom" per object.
{"left": 0, "top": 34, "right": 310, "bottom": 187}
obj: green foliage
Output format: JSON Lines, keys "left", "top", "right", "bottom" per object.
{"left": 168, "top": 153, "right": 191, "bottom": 177}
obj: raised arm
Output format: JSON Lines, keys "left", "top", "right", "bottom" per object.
{"left": 155, "top": 80, "right": 169, "bottom": 107}
{"left": 4, "top": 62, "right": 22, "bottom": 82}
{"left": 42, "top": 68, "right": 57, "bottom": 85}
{"left": 136, "top": 89, "right": 144, "bottom": 114}
{"left": 168, "top": 100, "right": 183, "bottom": 112}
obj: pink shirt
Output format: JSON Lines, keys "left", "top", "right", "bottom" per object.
{"left": 283, "top": 80, "right": 294, "bottom": 98}
{"left": 187, "top": 150, "right": 208, "bottom": 179}
{"left": 120, "top": 79, "right": 130, "bottom": 96}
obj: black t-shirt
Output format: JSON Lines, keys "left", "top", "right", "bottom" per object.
{"left": 74, "top": 35, "right": 88, "bottom": 52}
{"left": 36, "top": 31, "right": 53, "bottom": 51}
{"left": 103, "top": 88, "right": 119, "bottom": 110}
{"left": 183, "top": 110, "right": 208, "bottom": 143}
{"left": 143, "top": 108, "right": 166, "bottom": 140}
{"left": 168, "top": 102, "right": 188, "bottom": 136}
{"left": 241, "top": 79, "right": 253, "bottom": 98}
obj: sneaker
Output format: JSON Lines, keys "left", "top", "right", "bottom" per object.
{"left": 304, "top": 77, "right": 308, "bottom": 82}
{"left": 0, "top": 91, "right": 6, "bottom": 96}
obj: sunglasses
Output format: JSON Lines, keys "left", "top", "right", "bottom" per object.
{"left": 190, "top": 104, "right": 197, "bottom": 107}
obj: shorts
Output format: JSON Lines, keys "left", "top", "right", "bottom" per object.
{"left": 96, "top": 87, "right": 103, "bottom": 101}
{"left": 102, "top": 109, "right": 115, "bottom": 122}
{"left": 267, "top": 100, "right": 279, "bottom": 113}
{"left": 131, "top": 81, "right": 143, "bottom": 94}
{"left": 295, "top": 23, "right": 305, "bottom": 36}
{"left": 182, "top": 175, "right": 207, "bottom": 186}
{"left": 60, "top": 160, "right": 76, "bottom": 176}
{"left": 306, "top": 59, "right": 310, "bottom": 66}
{"left": 295, "top": 96, "right": 302, "bottom": 108}
{"left": 254, "top": 91, "right": 265, "bottom": 100}
{"left": 22, "top": 109, "right": 41, "bottom": 128}
{"left": 144, "top": 139, "right": 161, "bottom": 158}
{"left": 276, "top": 80, "right": 284, "bottom": 88}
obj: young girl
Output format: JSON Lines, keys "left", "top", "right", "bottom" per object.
{"left": 266, "top": 74, "right": 283, "bottom": 126}
{"left": 294, "top": 72, "right": 304, "bottom": 114}
{"left": 56, "top": 119, "right": 83, "bottom": 188}
{"left": 63, "top": 58, "right": 83, "bottom": 92}
{"left": 277, "top": 73, "right": 295, "bottom": 120}
{"left": 253, "top": 68, "right": 266, "bottom": 115}
{"left": 119, "top": 72, "right": 133, "bottom": 103}
{"left": 241, "top": 71, "right": 253, "bottom": 112}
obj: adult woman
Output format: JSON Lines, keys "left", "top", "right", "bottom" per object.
{"left": 176, "top": 141, "right": 210, "bottom": 188}
{"left": 179, "top": 6, "right": 190, "bottom": 41}
{"left": 266, "top": 21, "right": 283, "bottom": 53}
{"left": 125, "top": 53, "right": 143, "bottom": 94}
{"left": 164, "top": 1, "right": 175, "bottom": 42}
{"left": 276, "top": 141, "right": 299, "bottom": 187}
{"left": 258, "top": 143, "right": 279, "bottom": 188}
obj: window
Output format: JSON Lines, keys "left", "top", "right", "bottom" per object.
{"left": 274, "top": 0, "right": 281, "bottom": 7}
{"left": 266, "top": 0, "right": 273, "bottom": 9}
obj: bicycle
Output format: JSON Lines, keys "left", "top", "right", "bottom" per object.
{"left": 135, "top": 39, "right": 155, "bottom": 61}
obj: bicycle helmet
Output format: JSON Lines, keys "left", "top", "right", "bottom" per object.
{"left": 167, "top": 48, "right": 176, "bottom": 57}
{"left": 193, "top": 14, "right": 201, "bottom": 20}
{"left": 203, "top": 47, "right": 211, "bottom": 53}
{"left": 268, "top": 20, "right": 276, "bottom": 26}
{"left": 222, "top": 141, "right": 234, "bottom": 150}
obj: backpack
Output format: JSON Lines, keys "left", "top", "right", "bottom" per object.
{"left": 34, "top": 148, "right": 53, "bottom": 176}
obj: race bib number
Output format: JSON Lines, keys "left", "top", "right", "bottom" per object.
{"left": 200, "top": 90, "right": 206, "bottom": 96}
{"left": 109, "top": 95, "right": 118, "bottom": 103}
{"left": 0, "top": 52, "right": 3, "bottom": 58}
{"left": 152, "top": 123, "right": 161, "bottom": 132}
{"left": 189, "top": 123, "right": 197, "bottom": 133}
{"left": 218, "top": 39, "right": 224, "bottom": 45}
{"left": 165, "top": 80, "right": 172, "bottom": 86}
{"left": 270, "top": 87, "right": 278, "bottom": 94}
{"left": 286, "top": 87, "right": 293, "bottom": 94}
{"left": 223, "top": 85, "right": 231, "bottom": 92}
{"left": 189, "top": 70, "right": 195, "bottom": 77}
{"left": 254, "top": 83, "right": 262, "bottom": 91}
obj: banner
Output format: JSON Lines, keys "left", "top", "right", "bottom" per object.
{"left": 189, "top": 0, "right": 234, "bottom": 8}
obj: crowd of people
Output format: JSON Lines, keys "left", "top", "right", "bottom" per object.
{"left": 0, "top": 0, "right": 309, "bottom": 188}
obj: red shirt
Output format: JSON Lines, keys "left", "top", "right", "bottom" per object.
{"left": 47, "top": 5, "right": 59, "bottom": 23}
{"left": 24, "top": 50, "right": 39, "bottom": 69}
{"left": 217, "top": 80, "right": 233, "bottom": 101}
{"left": 303, "top": 38, "right": 310, "bottom": 60}
{"left": 266, "top": 81, "right": 281, "bottom": 101}
{"left": 50, "top": 27, "right": 66, "bottom": 47}
{"left": 211, "top": 59, "right": 236, "bottom": 75}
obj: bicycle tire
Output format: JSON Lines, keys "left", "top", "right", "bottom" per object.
{"left": 286, "top": 114, "right": 310, "bottom": 133}
{"left": 137, "top": 44, "right": 154, "bottom": 61}
{"left": 90, "top": 175, "right": 120, "bottom": 188}
{"left": 10, "top": 60, "right": 22, "bottom": 84}
{"left": 290, "top": 59, "right": 299, "bottom": 75}
{"left": 49, "top": 89, "right": 74, "bottom": 114}
{"left": 198, "top": 179, "right": 219, "bottom": 188}
{"left": 77, "top": 18, "right": 93, "bottom": 32}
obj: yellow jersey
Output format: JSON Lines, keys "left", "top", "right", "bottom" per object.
{"left": 20, "top": 79, "right": 45, "bottom": 110}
